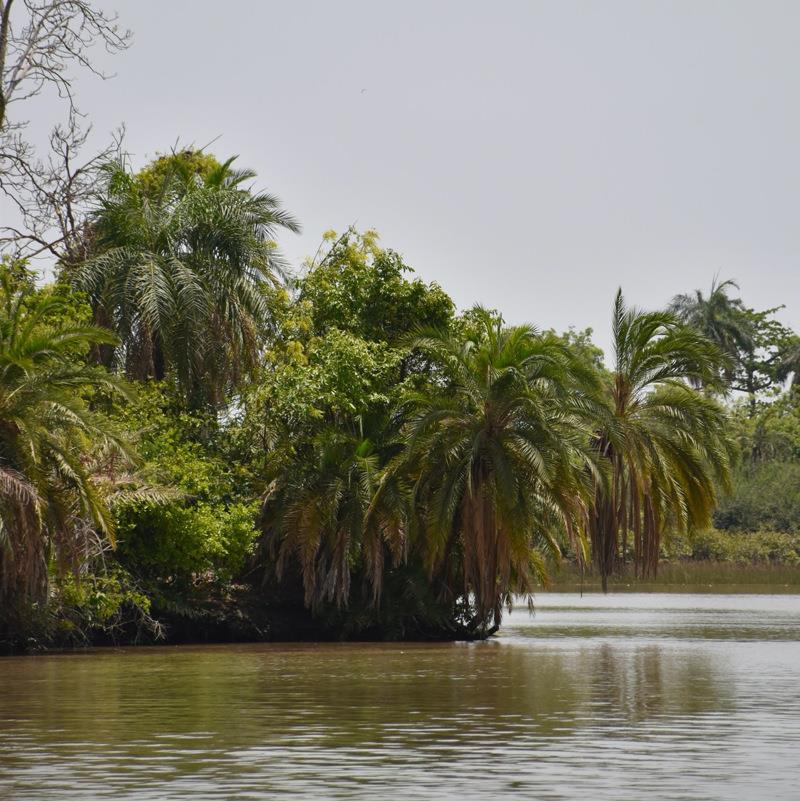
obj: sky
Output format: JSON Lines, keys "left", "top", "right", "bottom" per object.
{"left": 16, "top": 0, "right": 800, "bottom": 357}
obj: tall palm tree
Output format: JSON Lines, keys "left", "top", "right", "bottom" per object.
{"left": 588, "top": 290, "right": 734, "bottom": 591}
{"left": 669, "top": 277, "right": 752, "bottom": 383}
{"left": 0, "top": 276, "right": 128, "bottom": 635}
{"left": 73, "top": 155, "right": 300, "bottom": 405}
{"left": 400, "top": 309, "right": 600, "bottom": 633}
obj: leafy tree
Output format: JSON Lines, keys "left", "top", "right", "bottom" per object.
{"left": 240, "top": 228, "right": 452, "bottom": 470}
{"left": 398, "top": 309, "right": 599, "bottom": 632}
{"left": 110, "top": 383, "right": 258, "bottom": 588}
{"left": 249, "top": 230, "right": 454, "bottom": 626}
{"left": 300, "top": 228, "right": 454, "bottom": 345}
{"left": 713, "top": 462, "right": 800, "bottom": 534}
{"left": 670, "top": 279, "right": 800, "bottom": 410}
{"left": 588, "top": 290, "right": 734, "bottom": 591}
{"left": 0, "top": 268, "right": 128, "bottom": 636}
{"left": 729, "top": 393, "right": 800, "bottom": 464}
{"left": 546, "top": 326, "right": 606, "bottom": 371}
{"left": 728, "top": 305, "right": 794, "bottom": 412}
{"left": 713, "top": 392, "right": 800, "bottom": 535}
{"left": 73, "top": 152, "right": 300, "bottom": 405}
{"left": 670, "top": 277, "right": 800, "bottom": 412}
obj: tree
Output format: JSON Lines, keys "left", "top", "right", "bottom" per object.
{"left": 300, "top": 228, "right": 454, "bottom": 346}
{"left": 670, "top": 279, "right": 797, "bottom": 411}
{"left": 250, "top": 231, "right": 453, "bottom": 622}
{"left": 588, "top": 290, "right": 734, "bottom": 591}
{"left": 0, "top": 266, "right": 127, "bottom": 636}
{"left": 0, "top": 1, "right": 130, "bottom": 260}
{"left": 73, "top": 152, "right": 300, "bottom": 405}
{"left": 109, "top": 382, "right": 259, "bottom": 591}
{"left": 669, "top": 277, "right": 751, "bottom": 384}
{"left": 261, "top": 416, "right": 406, "bottom": 612}
{"left": 728, "top": 305, "right": 794, "bottom": 413}
{"left": 546, "top": 326, "right": 606, "bottom": 371}
{"left": 399, "top": 309, "right": 599, "bottom": 632}
{"left": 776, "top": 334, "right": 800, "bottom": 393}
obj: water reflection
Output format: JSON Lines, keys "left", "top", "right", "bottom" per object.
{"left": 0, "top": 594, "right": 798, "bottom": 800}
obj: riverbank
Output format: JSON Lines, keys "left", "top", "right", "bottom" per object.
{"left": 547, "top": 560, "right": 800, "bottom": 593}
{"left": 4, "top": 558, "right": 798, "bottom": 655}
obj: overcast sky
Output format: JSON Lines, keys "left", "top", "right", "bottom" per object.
{"left": 22, "top": 0, "right": 800, "bottom": 356}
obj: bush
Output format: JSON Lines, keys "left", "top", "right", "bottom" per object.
{"left": 110, "top": 382, "right": 259, "bottom": 587}
{"left": 115, "top": 500, "right": 258, "bottom": 585}
{"left": 714, "top": 462, "right": 800, "bottom": 533}
{"left": 683, "top": 528, "right": 800, "bottom": 565}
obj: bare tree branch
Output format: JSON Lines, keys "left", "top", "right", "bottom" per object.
{"left": 0, "top": 116, "right": 125, "bottom": 263}
{"left": 0, "top": 1, "right": 130, "bottom": 130}
{"left": 0, "top": 1, "right": 130, "bottom": 265}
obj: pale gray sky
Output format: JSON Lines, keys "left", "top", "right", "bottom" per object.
{"left": 22, "top": 1, "right": 800, "bottom": 355}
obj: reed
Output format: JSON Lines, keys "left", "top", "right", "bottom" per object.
{"left": 548, "top": 560, "right": 800, "bottom": 592}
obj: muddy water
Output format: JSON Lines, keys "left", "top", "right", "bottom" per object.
{"left": 0, "top": 593, "right": 798, "bottom": 800}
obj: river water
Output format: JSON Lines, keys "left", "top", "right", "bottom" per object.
{"left": 0, "top": 593, "right": 798, "bottom": 800}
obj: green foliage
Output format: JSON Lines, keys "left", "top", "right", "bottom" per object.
{"left": 6, "top": 183, "right": 800, "bottom": 648}
{"left": 683, "top": 528, "right": 800, "bottom": 565}
{"left": 73, "top": 153, "right": 300, "bottom": 405}
{"left": 55, "top": 565, "right": 160, "bottom": 643}
{"left": 671, "top": 278, "right": 796, "bottom": 406}
{"left": 546, "top": 326, "right": 605, "bottom": 371}
{"left": 135, "top": 149, "right": 223, "bottom": 196}
{"left": 301, "top": 228, "right": 454, "bottom": 343}
{"left": 729, "top": 304, "right": 794, "bottom": 402}
{"left": 669, "top": 278, "right": 751, "bottom": 379}
{"left": 246, "top": 229, "right": 454, "bottom": 438}
{"left": 398, "top": 309, "right": 600, "bottom": 629}
{"left": 115, "top": 499, "right": 258, "bottom": 585}
{"left": 251, "top": 230, "right": 456, "bottom": 623}
{"left": 262, "top": 419, "right": 404, "bottom": 611}
{"left": 253, "top": 329, "right": 403, "bottom": 435}
{"left": 729, "top": 393, "right": 800, "bottom": 463}
{"left": 588, "top": 290, "right": 734, "bottom": 589}
{"left": 711, "top": 393, "right": 800, "bottom": 536}
{"left": 111, "top": 383, "right": 258, "bottom": 587}
{"left": 714, "top": 462, "right": 800, "bottom": 533}
{"left": 0, "top": 265, "right": 128, "bottom": 636}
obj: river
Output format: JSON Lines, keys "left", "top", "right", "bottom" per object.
{"left": 1, "top": 593, "right": 798, "bottom": 800}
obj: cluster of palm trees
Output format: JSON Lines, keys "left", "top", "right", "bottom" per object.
{"left": 0, "top": 148, "right": 737, "bottom": 638}
{"left": 266, "top": 295, "right": 734, "bottom": 632}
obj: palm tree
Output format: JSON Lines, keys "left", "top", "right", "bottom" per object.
{"left": 669, "top": 277, "right": 752, "bottom": 383}
{"left": 0, "top": 276, "right": 128, "bottom": 636}
{"left": 399, "top": 309, "right": 599, "bottom": 633}
{"left": 588, "top": 290, "right": 734, "bottom": 591}
{"left": 261, "top": 418, "right": 406, "bottom": 611}
{"left": 73, "top": 154, "right": 300, "bottom": 405}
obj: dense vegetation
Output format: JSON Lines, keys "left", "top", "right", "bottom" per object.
{"left": 1, "top": 152, "right": 799, "bottom": 651}
{"left": 1, "top": 5, "right": 799, "bottom": 651}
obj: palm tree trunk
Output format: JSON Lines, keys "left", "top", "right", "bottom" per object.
{"left": 90, "top": 304, "right": 116, "bottom": 368}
